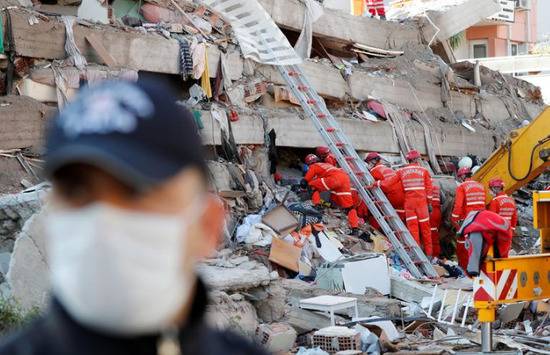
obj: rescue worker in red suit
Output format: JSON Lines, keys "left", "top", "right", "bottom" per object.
{"left": 303, "top": 154, "right": 360, "bottom": 230}
{"left": 365, "top": 0, "right": 386, "bottom": 20}
{"left": 316, "top": 146, "right": 338, "bottom": 167}
{"left": 451, "top": 167, "right": 486, "bottom": 268}
{"left": 365, "top": 152, "right": 395, "bottom": 181}
{"left": 430, "top": 180, "right": 442, "bottom": 258}
{"left": 394, "top": 150, "right": 433, "bottom": 256}
{"left": 458, "top": 210, "right": 512, "bottom": 276}
{"left": 488, "top": 178, "right": 518, "bottom": 234}
{"left": 365, "top": 152, "right": 406, "bottom": 221}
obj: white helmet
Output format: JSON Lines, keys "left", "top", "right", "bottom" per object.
{"left": 458, "top": 156, "right": 473, "bottom": 169}
{"left": 471, "top": 165, "right": 480, "bottom": 175}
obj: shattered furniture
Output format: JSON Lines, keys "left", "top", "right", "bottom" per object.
{"left": 299, "top": 295, "right": 359, "bottom": 326}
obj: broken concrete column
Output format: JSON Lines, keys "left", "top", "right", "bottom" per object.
{"left": 207, "top": 161, "right": 239, "bottom": 191}
{"left": 206, "top": 291, "right": 260, "bottom": 338}
{"left": 474, "top": 61, "right": 481, "bottom": 87}
{"left": 253, "top": 281, "right": 288, "bottom": 323}
{"left": 7, "top": 210, "right": 49, "bottom": 310}
{"left": 0, "top": 190, "right": 47, "bottom": 253}
{"left": 197, "top": 262, "right": 272, "bottom": 291}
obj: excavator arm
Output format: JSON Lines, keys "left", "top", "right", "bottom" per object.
{"left": 472, "top": 107, "right": 550, "bottom": 196}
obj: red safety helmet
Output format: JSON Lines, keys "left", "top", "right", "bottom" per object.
{"left": 489, "top": 178, "right": 504, "bottom": 189}
{"left": 405, "top": 150, "right": 421, "bottom": 161}
{"left": 457, "top": 167, "right": 471, "bottom": 178}
{"left": 315, "top": 146, "right": 330, "bottom": 158}
{"left": 365, "top": 152, "right": 381, "bottom": 163}
{"left": 305, "top": 154, "right": 320, "bottom": 165}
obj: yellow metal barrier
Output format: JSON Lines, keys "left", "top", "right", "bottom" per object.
{"left": 534, "top": 190, "right": 550, "bottom": 253}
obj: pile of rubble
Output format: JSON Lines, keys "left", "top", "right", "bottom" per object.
{"left": 0, "top": 0, "right": 549, "bottom": 353}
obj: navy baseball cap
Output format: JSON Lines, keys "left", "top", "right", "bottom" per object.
{"left": 44, "top": 79, "right": 207, "bottom": 191}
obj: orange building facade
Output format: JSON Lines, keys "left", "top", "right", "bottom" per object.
{"left": 461, "top": 0, "right": 538, "bottom": 58}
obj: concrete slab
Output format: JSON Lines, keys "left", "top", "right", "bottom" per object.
{"left": 201, "top": 110, "right": 498, "bottom": 157}
{"left": 0, "top": 96, "right": 55, "bottom": 151}
{"left": 259, "top": 0, "right": 423, "bottom": 50}
{"left": 7, "top": 211, "right": 49, "bottom": 311}
{"left": 9, "top": 9, "right": 240, "bottom": 77}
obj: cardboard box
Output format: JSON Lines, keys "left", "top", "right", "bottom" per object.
{"left": 269, "top": 237, "right": 301, "bottom": 272}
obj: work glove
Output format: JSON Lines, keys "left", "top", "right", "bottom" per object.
{"left": 428, "top": 204, "right": 433, "bottom": 213}
{"left": 300, "top": 178, "right": 308, "bottom": 189}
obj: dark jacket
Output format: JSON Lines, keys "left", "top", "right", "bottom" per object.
{"left": 0, "top": 279, "right": 268, "bottom": 355}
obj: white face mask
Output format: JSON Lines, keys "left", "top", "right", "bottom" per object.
{"left": 46, "top": 202, "right": 202, "bottom": 336}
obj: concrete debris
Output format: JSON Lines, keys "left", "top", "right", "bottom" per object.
{"left": 255, "top": 323, "right": 297, "bottom": 353}
{"left": 197, "top": 262, "right": 271, "bottom": 291}
{"left": 389, "top": 0, "right": 502, "bottom": 42}
{"left": 0, "top": 189, "right": 47, "bottom": 252}
{"left": 206, "top": 290, "right": 260, "bottom": 337}
{"left": 6, "top": 211, "right": 49, "bottom": 311}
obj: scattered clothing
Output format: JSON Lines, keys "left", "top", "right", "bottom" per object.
{"left": 201, "top": 47, "right": 212, "bottom": 98}
{"left": 61, "top": 16, "right": 87, "bottom": 70}
{"left": 190, "top": 38, "right": 206, "bottom": 80}
{"left": 288, "top": 202, "right": 323, "bottom": 228}
{"left": 294, "top": 0, "right": 323, "bottom": 59}
{"left": 177, "top": 38, "right": 193, "bottom": 80}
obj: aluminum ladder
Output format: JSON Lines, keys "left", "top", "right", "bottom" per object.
{"left": 277, "top": 64, "right": 438, "bottom": 279}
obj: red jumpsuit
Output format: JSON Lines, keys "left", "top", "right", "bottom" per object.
{"left": 370, "top": 163, "right": 395, "bottom": 181}
{"left": 460, "top": 210, "right": 513, "bottom": 271}
{"left": 396, "top": 163, "right": 433, "bottom": 256}
{"left": 366, "top": 0, "right": 385, "bottom": 17}
{"left": 488, "top": 193, "right": 518, "bottom": 233}
{"left": 305, "top": 163, "right": 358, "bottom": 228}
{"left": 351, "top": 188, "right": 368, "bottom": 227}
{"left": 430, "top": 182, "right": 442, "bottom": 257}
{"left": 376, "top": 173, "right": 406, "bottom": 221}
{"left": 324, "top": 153, "right": 338, "bottom": 167}
{"left": 451, "top": 179, "right": 486, "bottom": 268}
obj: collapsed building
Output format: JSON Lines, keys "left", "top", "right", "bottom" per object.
{"left": 0, "top": 0, "right": 549, "bottom": 353}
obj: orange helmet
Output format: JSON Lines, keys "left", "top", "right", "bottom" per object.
{"left": 305, "top": 154, "right": 320, "bottom": 165}
{"left": 365, "top": 152, "right": 381, "bottom": 163}
{"left": 406, "top": 150, "right": 420, "bottom": 161}
{"left": 489, "top": 178, "right": 504, "bottom": 189}
{"left": 457, "top": 167, "right": 471, "bottom": 178}
{"left": 315, "top": 146, "right": 330, "bottom": 158}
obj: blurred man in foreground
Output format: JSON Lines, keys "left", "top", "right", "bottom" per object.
{"left": 0, "top": 80, "right": 267, "bottom": 355}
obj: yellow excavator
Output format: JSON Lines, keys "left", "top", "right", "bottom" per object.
{"left": 469, "top": 107, "right": 550, "bottom": 352}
